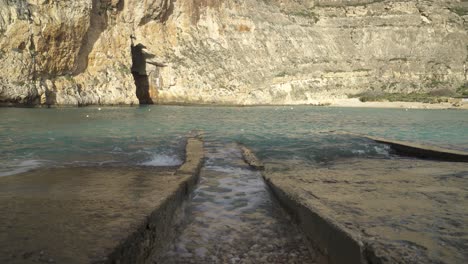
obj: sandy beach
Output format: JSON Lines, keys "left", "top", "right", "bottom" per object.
{"left": 328, "top": 98, "right": 468, "bottom": 110}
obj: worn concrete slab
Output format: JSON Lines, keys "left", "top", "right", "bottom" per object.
{"left": 344, "top": 132, "right": 468, "bottom": 162}
{"left": 0, "top": 138, "right": 204, "bottom": 264}
{"left": 366, "top": 136, "right": 468, "bottom": 162}
{"left": 262, "top": 158, "right": 468, "bottom": 264}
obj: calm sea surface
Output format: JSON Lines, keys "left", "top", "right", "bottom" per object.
{"left": 1, "top": 106, "right": 467, "bottom": 176}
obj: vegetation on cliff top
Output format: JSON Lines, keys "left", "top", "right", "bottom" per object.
{"left": 352, "top": 87, "right": 467, "bottom": 104}
{"left": 457, "top": 83, "right": 468, "bottom": 97}
{"left": 450, "top": 6, "right": 468, "bottom": 17}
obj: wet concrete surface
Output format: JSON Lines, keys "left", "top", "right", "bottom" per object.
{"left": 265, "top": 157, "right": 468, "bottom": 264}
{"left": 0, "top": 138, "right": 204, "bottom": 264}
{"left": 158, "top": 142, "right": 317, "bottom": 264}
{"left": 363, "top": 135, "right": 468, "bottom": 162}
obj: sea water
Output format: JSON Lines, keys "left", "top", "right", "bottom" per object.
{"left": 1, "top": 106, "right": 467, "bottom": 176}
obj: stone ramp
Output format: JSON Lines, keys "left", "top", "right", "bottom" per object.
{"left": 241, "top": 145, "right": 468, "bottom": 264}
{"left": 0, "top": 138, "right": 204, "bottom": 264}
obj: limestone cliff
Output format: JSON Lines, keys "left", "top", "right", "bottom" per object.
{"left": 0, "top": 0, "right": 467, "bottom": 106}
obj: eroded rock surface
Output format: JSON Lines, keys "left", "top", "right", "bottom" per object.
{"left": 0, "top": 0, "right": 467, "bottom": 106}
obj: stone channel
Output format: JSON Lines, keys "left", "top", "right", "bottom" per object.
{"left": 157, "top": 141, "right": 317, "bottom": 264}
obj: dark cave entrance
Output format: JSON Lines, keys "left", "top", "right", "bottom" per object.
{"left": 131, "top": 43, "right": 153, "bottom": 104}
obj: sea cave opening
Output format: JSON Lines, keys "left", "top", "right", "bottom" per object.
{"left": 131, "top": 43, "right": 153, "bottom": 104}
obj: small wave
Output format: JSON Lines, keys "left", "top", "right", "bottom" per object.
{"left": 349, "top": 143, "right": 391, "bottom": 157}
{"left": 141, "top": 154, "right": 183, "bottom": 166}
{"left": 111, "top": 146, "right": 123, "bottom": 152}
{"left": 0, "top": 160, "right": 44, "bottom": 177}
{"left": 205, "top": 165, "right": 253, "bottom": 176}
{"left": 64, "top": 160, "right": 118, "bottom": 166}
{"left": 351, "top": 149, "right": 366, "bottom": 155}
{"left": 374, "top": 145, "right": 391, "bottom": 155}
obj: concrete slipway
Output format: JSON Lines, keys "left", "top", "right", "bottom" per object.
{"left": 1, "top": 136, "right": 467, "bottom": 264}
{"left": 0, "top": 138, "right": 203, "bottom": 264}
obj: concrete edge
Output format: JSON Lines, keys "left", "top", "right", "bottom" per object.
{"left": 104, "top": 137, "right": 204, "bottom": 264}
{"left": 262, "top": 168, "right": 434, "bottom": 264}
{"left": 263, "top": 178, "right": 367, "bottom": 264}
{"left": 238, "top": 144, "right": 265, "bottom": 170}
{"left": 338, "top": 131, "right": 468, "bottom": 162}
{"left": 369, "top": 137, "right": 468, "bottom": 162}
{"left": 239, "top": 144, "right": 377, "bottom": 264}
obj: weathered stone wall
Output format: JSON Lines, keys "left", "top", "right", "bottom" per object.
{"left": 0, "top": 0, "right": 467, "bottom": 105}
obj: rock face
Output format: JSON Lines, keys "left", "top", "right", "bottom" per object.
{"left": 0, "top": 0, "right": 467, "bottom": 106}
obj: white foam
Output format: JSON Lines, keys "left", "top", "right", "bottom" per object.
{"left": 206, "top": 165, "right": 253, "bottom": 176}
{"left": 141, "top": 154, "right": 183, "bottom": 166}
{"left": 0, "top": 160, "right": 43, "bottom": 177}
{"left": 111, "top": 146, "right": 123, "bottom": 153}
{"left": 374, "top": 145, "right": 391, "bottom": 155}
{"left": 351, "top": 150, "right": 366, "bottom": 155}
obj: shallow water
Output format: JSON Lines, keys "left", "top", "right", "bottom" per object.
{"left": 158, "top": 141, "right": 315, "bottom": 264}
{"left": 1, "top": 106, "right": 467, "bottom": 176}
{"left": 1, "top": 106, "right": 467, "bottom": 263}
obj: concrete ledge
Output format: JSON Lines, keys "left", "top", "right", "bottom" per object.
{"left": 367, "top": 137, "right": 468, "bottom": 162}
{"left": 0, "top": 137, "right": 204, "bottom": 264}
{"left": 176, "top": 138, "right": 204, "bottom": 176}
{"left": 338, "top": 131, "right": 468, "bottom": 162}
{"left": 242, "top": 143, "right": 467, "bottom": 264}
{"left": 263, "top": 177, "right": 367, "bottom": 264}
{"left": 107, "top": 172, "right": 196, "bottom": 264}
{"left": 364, "top": 135, "right": 468, "bottom": 162}
{"left": 240, "top": 145, "right": 377, "bottom": 264}
{"left": 107, "top": 137, "right": 204, "bottom": 264}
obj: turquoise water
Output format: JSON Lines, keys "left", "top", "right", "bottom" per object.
{"left": 1, "top": 106, "right": 467, "bottom": 176}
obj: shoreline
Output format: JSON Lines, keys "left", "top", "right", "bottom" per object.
{"left": 1, "top": 98, "right": 467, "bottom": 110}
{"left": 327, "top": 98, "right": 468, "bottom": 110}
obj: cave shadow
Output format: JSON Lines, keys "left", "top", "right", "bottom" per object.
{"left": 131, "top": 43, "right": 153, "bottom": 104}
